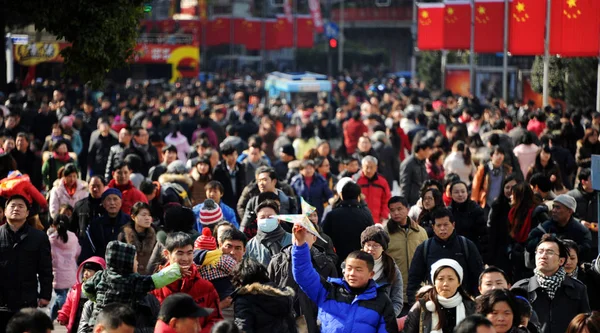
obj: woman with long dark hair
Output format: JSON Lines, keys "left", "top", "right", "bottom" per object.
{"left": 293, "top": 123, "right": 318, "bottom": 160}
{"left": 315, "top": 156, "right": 338, "bottom": 192}
{"left": 526, "top": 145, "right": 565, "bottom": 194}
{"left": 508, "top": 182, "right": 548, "bottom": 280}
{"left": 448, "top": 181, "right": 486, "bottom": 253}
{"left": 48, "top": 214, "right": 81, "bottom": 320}
{"left": 164, "top": 123, "right": 191, "bottom": 163}
{"left": 360, "top": 225, "right": 403, "bottom": 317}
{"left": 189, "top": 155, "right": 213, "bottom": 206}
{"left": 444, "top": 141, "right": 475, "bottom": 185}
{"left": 417, "top": 188, "right": 445, "bottom": 237}
{"left": 487, "top": 174, "right": 518, "bottom": 274}
{"left": 514, "top": 131, "right": 540, "bottom": 178}
{"left": 117, "top": 202, "right": 157, "bottom": 274}
{"left": 576, "top": 127, "right": 600, "bottom": 169}
{"left": 404, "top": 259, "right": 476, "bottom": 333}
{"left": 426, "top": 149, "right": 446, "bottom": 182}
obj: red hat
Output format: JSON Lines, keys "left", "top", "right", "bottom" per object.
{"left": 194, "top": 228, "right": 217, "bottom": 250}
{"left": 199, "top": 199, "right": 223, "bottom": 226}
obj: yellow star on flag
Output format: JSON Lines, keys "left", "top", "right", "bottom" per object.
{"left": 516, "top": 2, "right": 525, "bottom": 12}
{"left": 567, "top": 0, "right": 577, "bottom": 8}
{"left": 422, "top": 10, "right": 429, "bottom": 19}
{"left": 447, "top": 7, "right": 455, "bottom": 15}
{"left": 478, "top": 6, "right": 486, "bottom": 15}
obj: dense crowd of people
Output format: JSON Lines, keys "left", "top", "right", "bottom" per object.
{"left": 0, "top": 75, "right": 599, "bottom": 333}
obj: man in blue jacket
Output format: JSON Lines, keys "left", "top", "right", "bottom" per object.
{"left": 291, "top": 224, "right": 399, "bottom": 333}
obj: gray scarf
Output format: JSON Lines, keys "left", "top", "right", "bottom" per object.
{"left": 534, "top": 266, "right": 566, "bottom": 299}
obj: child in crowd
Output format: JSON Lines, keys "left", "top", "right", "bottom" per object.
{"left": 82, "top": 240, "right": 183, "bottom": 327}
{"left": 194, "top": 227, "right": 237, "bottom": 300}
{"left": 57, "top": 257, "right": 106, "bottom": 333}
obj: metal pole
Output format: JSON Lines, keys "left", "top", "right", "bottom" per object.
{"left": 411, "top": 0, "right": 418, "bottom": 81}
{"left": 542, "top": 0, "right": 551, "bottom": 106}
{"left": 261, "top": 0, "right": 266, "bottom": 73}
{"left": 5, "top": 34, "right": 13, "bottom": 85}
{"left": 338, "top": 0, "right": 344, "bottom": 73}
{"left": 502, "top": 0, "right": 509, "bottom": 101}
{"left": 469, "top": 0, "right": 475, "bottom": 94}
{"left": 441, "top": 50, "right": 448, "bottom": 91}
{"left": 293, "top": 0, "right": 298, "bottom": 71}
{"left": 230, "top": 15, "right": 235, "bottom": 70}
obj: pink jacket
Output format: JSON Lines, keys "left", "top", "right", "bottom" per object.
{"left": 49, "top": 179, "right": 88, "bottom": 220}
{"left": 57, "top": 257, "right": 106, "bottom": 333}
{"left": 48, "top": 229, "right": 81, "bottom": 289}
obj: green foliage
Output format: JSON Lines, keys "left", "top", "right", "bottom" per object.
{"left": 531, "top": 55, "right": 566, "bottom": 100}
{"left": 417, "top": 51, "right": 471, "bottom": 90}
{"left": 530, "top": 56, "right": 597, "bottom": 107}
{"left": 5, "top": 0, "right": 145, "bottom": 87}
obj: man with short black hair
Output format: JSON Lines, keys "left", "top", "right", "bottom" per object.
{"left": 121, "top": 127, "right": 159, "bottom": 176}
{"left": 149, "top": 145, "right": 178, "bottom": 182}
{"left": 11, "top": 132, "right": 42, "bottom": 190}
{"left": 513, "top": 234, "right": 590, "bottom": 333}
{"left": 407, "top": 208, "right": 484, "bottom": 307}
{"left": 5, "top": 308, "right": 53, "bottom": 333}
{"left": 567, "top": 168, "right": 598, "bottom": 232}
{"left": 472, "top": 146, "right": 513, "bottom": 209}
{"left": 71, "top": 175, "right": 107, "bottom": 237}
{"left": 530, "top": 173, "right": 556, "bottom": 206}
{"left": 107, "top": 161, "right": 148, "bottom": 215}
{"left": 245, "top": 199, "right": 292, "bottom": 266}
{"left": 88, "top": 120, "right": 119, "bottom": 178}
{"left": 155, "top": 293, "right": 213, "bottom": 333}
{"left": 93, "top": 303, "right": 136, "bottom": 333}
{"left": 213, "top": 143, "right": 246, "bottom": 210}
{"left": 454, "top": 315, "right": 496, "bottom": 333}
{"left": 478, "top": 266, "right": 511, "bottom": 295}
{"left": 219, "top": 228, "right": 247, "bottom": 263}
{"left": 105, "top": 127, "right": 133, "bottom": 182}
{"left": 399, "top": 138, "right": 432, "bottom": 206}
{"left": 0, "top": 195, "right": 53, "bottom": 332}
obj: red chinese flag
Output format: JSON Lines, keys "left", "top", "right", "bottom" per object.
{"left": 474, "top": 0, "right": 505, "bottom": 53}
{"left": 206, "top": 17, "right": 231, "bottom": 46}
{"left": 297, "top": 16, "right": 315, "bottom": 48}
{"left": 508, "top": 0, "right": 546, "bottom": 55}
{"left": 443, "top": 1, "right": 471, "bottom": 50}
{"left": 234, "top": 19, "right": 261, "bottom": 50}
{"left": 550, "top": 0, "right": 600, "bottom": 57}
{"left": 275, "top": 16, "right": 293, "bottom": 48}
{"left": 265, "top": 19, "right": 279, "bottom": 50}
{"left": 417, "top": 4, "right": 445, "bottom": 50}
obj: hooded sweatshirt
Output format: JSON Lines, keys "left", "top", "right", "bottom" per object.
{"left": 57, "top": 256, "right": 106, "bottom": 333}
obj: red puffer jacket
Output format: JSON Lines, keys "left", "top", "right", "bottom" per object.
{"left": 0, "top": 171, "right": 48, "bottom": 210}
{"left": 354, "top": 172, "right": 391, "bottom": 223}
{"left": 107, "top": 179, "right": 148, "bottom": 215}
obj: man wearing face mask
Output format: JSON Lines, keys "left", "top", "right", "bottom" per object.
{"left": 244, "top": 199, "right": 292, "bottom": 267}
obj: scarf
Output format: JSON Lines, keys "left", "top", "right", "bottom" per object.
{"left": 373, "top": 256, "right": 384, "bottom": 281}
{"left": 53, "top": 151, "right": 72, "bottom": 163}
{"left": 508, "top": 207, "right": 533, "bottom": 243}
{"left": 426, "top": 292, "right": 466, "bottom": 333}
{"left": 534, "top": 266, "right": 566, "bottom": 299}
{"left": 568, "top": 267, "right": 579, "bottom": 279}
{"left": 254, "top": 225, "right": 287, "bottom": 256}
{"left": 64, "top": 179, "right": 77, "bottom": 197}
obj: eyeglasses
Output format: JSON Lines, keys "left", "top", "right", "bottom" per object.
{"left": 536, "top": 249, "right": 557, "bottom": 257}
{"left": 364, "top": 243, "right": 382, "bottom": 250}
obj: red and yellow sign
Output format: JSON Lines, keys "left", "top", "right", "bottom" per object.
{"left": 14, "top": 43, "right": 69, "bottom": 66}
{"left": 134, "top": 44, "right": 199, "bottom": 82}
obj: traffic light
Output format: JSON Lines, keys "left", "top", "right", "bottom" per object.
{"left": 143, "top": 2, "right": 153, "bottom": 12}
{"left": 329, "top": 38, "right": 338, "bottom": 49}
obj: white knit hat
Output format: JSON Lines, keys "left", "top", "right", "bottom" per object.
{"left": 430, "top": 259, "right": 464, "bottom": 284}
{"left": 336, "top": 177, "right": 355, "bottom": 195}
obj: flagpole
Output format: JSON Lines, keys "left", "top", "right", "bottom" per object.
{"left": 338, "top": 0, "right": 345, "bottom": 73}
{"left": 542, "top": 0, "right": 551, "bottom": 106}
{"left": 441, "top": 50, "right": 448, "bottom": 91}
{"left": 469, "top": 0, "right": 475, "bottom": 94}
{"left": 502, "top": 0, "right": 509, "bottom": 101}
{"left": 411, "top": 0, "right": 418, "bottom": 82}
{"left": 293, "top": 0, "right": 298, "bottom": 71}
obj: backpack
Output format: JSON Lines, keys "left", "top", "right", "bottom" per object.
{"left": 524, "top": 224, "right": 546, "bottom": 269}
{"left": 422, "top": 235, "right": 470, "bottom": 275}
{"left": 162, "top": 182, "right": 193, "bottom": 207}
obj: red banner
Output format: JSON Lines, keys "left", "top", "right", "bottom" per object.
{"left": 308, "top": 0, "right": 324, "bottom": 33}
{"left": 297, "top": 16, "right": 315, "bottom": 48}
{"left": 474, "top": 0, "right": 504, "bottom": 53}
{"left": 265, "top": 19, "right": 279, "bottom": 50}
{"left": 549, "top": 0, "right": 600, "bottom": 57}
{"left": 443, "top": 1, "right": 471, "bottom": 50}
{"left": 275, "top": 16, "right": 294, "bottom": 48}
{"left": 284, "top": 0, "right": 293, "bottom": 23}
{"left": 417, "top": 4, "right": 445, "bottom": 50}
{"left": 234, "top": 18, "right": 261, "bottom": 50}
{"left": 331, "top": 7, "right": 412, "bottom": 21}
{"left": 206, "top": 17, "right": 231, "bottom": 46}
{"left": 508, "top": 0, "right": 546, "bottom": 55}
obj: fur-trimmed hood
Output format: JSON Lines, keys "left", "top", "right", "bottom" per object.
{"left": 158, "top": 173, "right": 193, "bottom": 188}
{"left": 236, "top": 282, "right": 295, "bottom": 297}
{"left": 118, "top": 223, "right": 157, "bottom": 274}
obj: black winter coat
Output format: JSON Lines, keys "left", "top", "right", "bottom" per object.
{"left": 213, "top": 161, "right": 247, "bottom": 211}
{"left": 0, "top": 223, "right": 53, "bottom": 312}
{"left": 527, "top": 217, "right": 593, "bottom": 262}
{"left": 11, "top": 149, "right": 43, "bottom": 190}
{"left": 233, "top": 283, "right": 298, "bottom": 333}
{"left": 70, "top": 196, "right": 106, "bottom": 238}
{"left": 449, "top": 199, "right": 487, "bottom": 253}
{"left": 373, "top": 141, "right": 400, "bottom": 189}
{"left": 88, "top": 134, "right": 118, "bottom": 176}
{"left": 578, "top": 262, "right": 600, "bottom": 311}
{"left": 104, "top": 143, "right": 127, "bottom": 181}
{"left": 121, "top": 144, "right": 159, "bottom": 177}
{"left": 321, "top": 199, "right": 374, "bottom": 269}
{"left": 79, "top": 212, "right": 130, "bottom": 262}
{"left": 399, "top": 156, "right": 428, "bottom": 206}
{"left": 407, "top": 232, "right": 484, "bottom": 307}
{"left": 513, "top": 275, "right": 590, "bottom": 333}
{"left": 267, "top": 245, "right": 338, "bottom": 333}
{"left": 404, "top": 296, "right": 476, "bottom": 333}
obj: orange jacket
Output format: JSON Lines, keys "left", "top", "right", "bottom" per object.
{"left": 471, "top": 163, "right": 512, "bottom": 208}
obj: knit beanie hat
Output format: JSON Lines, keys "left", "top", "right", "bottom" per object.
{"left": 360, "top": 225, "right": 390, "bottom": 251}
{"left": 194, "top": 228, "right": 217, "bottom": 250}
{"left": 101, "top": 188, "right": 122, "bottom": 201}
{"left": 199, "top": 199, "right": 223, "bottom": 226}
{"left": 430, "top": 258, "right": 464, "bottom": 284}
{"left": 553, "top": 194, "right": 577, "bottom": 213}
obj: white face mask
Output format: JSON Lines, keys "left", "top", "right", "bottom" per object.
{"left": 257, "top": 218, "right": 278, "bottom": 233}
